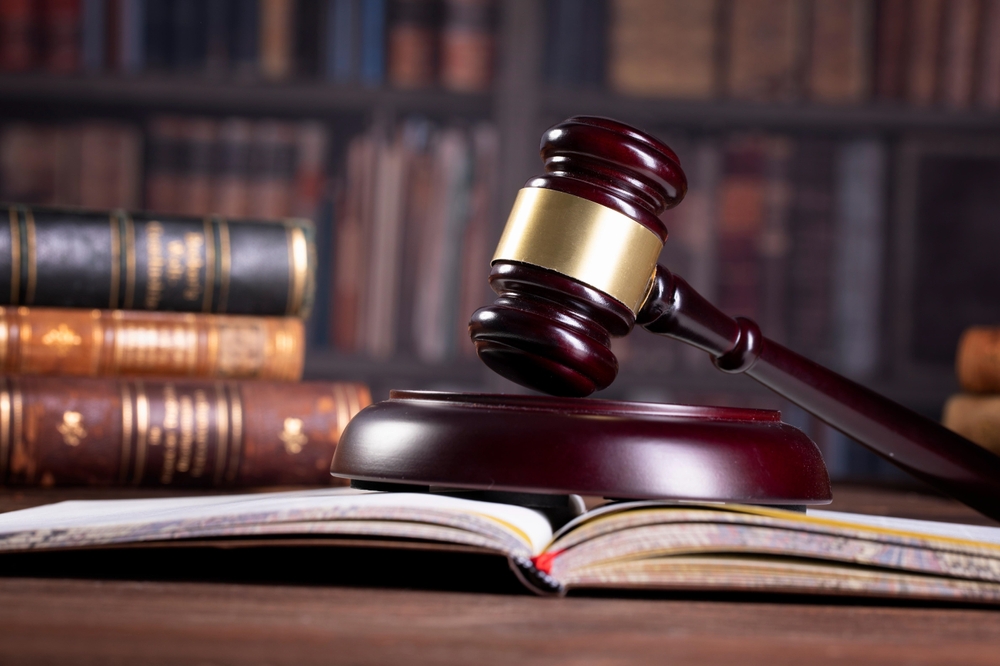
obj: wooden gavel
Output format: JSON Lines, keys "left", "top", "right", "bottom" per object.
{"left": 469, "top": 116, "right": 1000, "bottom": 521}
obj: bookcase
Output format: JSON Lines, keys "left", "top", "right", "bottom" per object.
{"left": 2, "top": 0, "right": 1000, "bottom": 482}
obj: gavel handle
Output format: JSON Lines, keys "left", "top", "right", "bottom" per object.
{"left": 637, "top": 265, "right": 1000, "bottom": 521}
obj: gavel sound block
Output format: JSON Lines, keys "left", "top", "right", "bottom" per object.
{"left": 334, "top": 116, "right": 1000, "bottom": 519}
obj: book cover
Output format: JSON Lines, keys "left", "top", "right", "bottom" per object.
{"left": 0, "top": 0, "right": 37, "bottom": 72}
{"left": 0, "top": 306, "right": 305, "bottom": 381}
{"left": 978, "top": 0, "right": 1000, "bottom": 108}
{"left": 439, "top": 0, "right": 494, "bottom": 92}
{"left": 359, "top": 0, "right": 386, "bottom": 85}
{"left": 260, "top": 0, "right": 294, "bottom": 79}
{"left": 387, "top": 0, "right": 438, "bottom": 89}
{"left": 940, "top": 0, "right": 980, "bottom": 109}
{"left": 873, "top": 0, "right": 908, "bottom": 100}
{"left": 956, "top": 327, "right": 1000, "bottom": 393}
{"left": 0, "top": 378, "right": 370, "bottom": 487}
{"left": 40, "top": 0, "right": 82, "bottom": 74}
{"left": 906, "top": 0, "right": 944, "bottom": 106}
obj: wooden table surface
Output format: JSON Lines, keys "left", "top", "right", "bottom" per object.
{"left": 1, "top": 484, "right": 1000, "bottom": 665}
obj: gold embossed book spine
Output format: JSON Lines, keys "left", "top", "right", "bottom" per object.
{"left": 0, "top": 204, "right": 314, "bottom": 317}
{"left": 0, "top": 376, "right": 372, "bottom": 487}
{"left": 0, "top": 307, "right": 305, "bottom": 381}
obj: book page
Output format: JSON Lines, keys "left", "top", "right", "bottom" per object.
{"left": 0, "top": 488, "right": 554, "bottom": 557}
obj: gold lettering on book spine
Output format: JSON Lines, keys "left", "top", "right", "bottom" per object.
{"left": 10, "top": 380, "right": 21, "bottom": 482}
{"left": 176, "top": 392, "right": 194, "bottom": 473}
{"left": 109, "top": 213, "right": 121, "bottom": 309}
{"left": 161, "top": 383, "right": 178, "bottom": 484}
{"left": 24, "top": 208, "right": 36, "bottom": 305}
{"left": 145, "top": 222, "right": 165, "bottom": 310}
{"left": 57, "top": 411, "right": 86, "bottom": 446}
{"left": 119, "top": 382, "right": 133, "bottom": 484}
{"left": 8, "top": 208, "right": 19, "bottom": 305}
{"left": 213, "top": 383, "right": 229, "bottom": 486}
{"left": 0, "top": 379, "right": 10, "bottom": 483}
{"left": 134, "top": 382, "right": 149, "bottom": 486}
{"left": 191, "top": 389, "right": 210, "bottom": 477}
{"left": 202, "top": 218, "right": 216, "bottom": 313}
{"left": 279, "top": 418, "right": 307, "bottom": 455}
{"left": 41, "top": 324, "right": 83, "bottom": 356}
{"left": 286, "top": 224, "right": 309, "bottom": 316}
{"left": 226, "top": 385, "right": 243, "bottom": 484}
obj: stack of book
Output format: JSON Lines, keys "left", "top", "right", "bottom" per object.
{"left": 943, "top": 327, "right": 1000, "bottom": 455}
{"left": 0, "top": 0, "right": 497, "bottom": 92}
{"left": 0, "top": 202, "right": 370, "bottom": 489}
{"left": 551, "top": 0, "right": 1000, "bottom": 111}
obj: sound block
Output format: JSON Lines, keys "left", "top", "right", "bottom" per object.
{"left": 331, "top": 391, "right": 832, "bottom": 506}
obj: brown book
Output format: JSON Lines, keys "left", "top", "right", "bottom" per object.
{"left": 212, "top": 118, "right": 254, "bottom": 218}
{"left": 726, "top": 0, "right": 804, "bottom": 102}
{"left": 807, "top": 0, "right": 872, "bottom": 104}
{"left": 956, "top": 327, "right": 1000, "bottom": 393}
{"left": 248, "top": 120, "right": 296, "bottom": 220}
{"left": 0, "top": 307, "right": 304, "bottom": 381}
{"left": 0, "top": 0, "right": 37, "bottom": 72}
{"left": 439, "top": 0, "right": 494, "bottom": 92}
{"left": 978, "top": 0, "right": 1000, "bottom": 108}
{"left": 145, "top": 116, "right": 184, "bottom": 215}
{"left": 610, "top": 0, "right": 719, "bottom": 100}
{"left": 906, "top": 0, "right": 945, "bottom": 106}
{"left": 40, "top": 0, "right": 81, "bottom": 74}
{"left": 940, "top": 0, "right": 981, "bottom": 109}
{"left": 78, "top": 121, "right": 143, "bottom": 210}
{"left": 174, "top": 118, "right": 217, "bottom": 217}
{"left": 0, "top": 124, "right": 58, "bottom": 205}
{"left": 874, "top": 0, "right": 909, "bottom": 100}
{"left": 260, "top": 0, "right": 294, "bottom": 80}
{"left": 0, "top": 376, "right": 371, "bottom": 487}
{"left": 942, "top": 394, "right": 1000, "bottom": 455}
{"left": 387, "top": 0, "right": 439, "bottom": 89}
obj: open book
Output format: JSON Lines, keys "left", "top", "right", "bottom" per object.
{"left": 2, "top": 488, "right": 1000, "bottom": 602}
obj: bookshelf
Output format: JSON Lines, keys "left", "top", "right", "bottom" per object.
{"left": 1, "top": 0, "right": 998, "bottom": 481}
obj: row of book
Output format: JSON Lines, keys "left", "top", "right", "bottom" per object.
{"left": 0, "top": 116, "right": 327, "bottom": 221}
{"left": 552, "top": 0, "right": 1000, "bottom": 110}
{"left": 331, "top": 118, "right": 497, "bottom": 362}
{"left": 0, "top": 0, "right": 495, "bottom": 92}
{"left": 0, "top": 201, "right": 372, "bottom": 489}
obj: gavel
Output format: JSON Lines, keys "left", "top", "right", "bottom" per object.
{"left": 468, "top": 116, "right": 1000, "bottom": 521}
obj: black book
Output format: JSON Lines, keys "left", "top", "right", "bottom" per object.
{"left": 0, "top": 204, "right": 314, "bottom": 317}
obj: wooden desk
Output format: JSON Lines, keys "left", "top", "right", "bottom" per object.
{"left": 1, "top": 485, "right": 999, "bottom": 665}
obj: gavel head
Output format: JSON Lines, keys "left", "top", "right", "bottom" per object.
{"left": 469, "top": 116, "right": 687, "bottom": 397}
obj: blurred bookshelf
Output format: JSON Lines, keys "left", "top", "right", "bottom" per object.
{"left": 2, "top": 0, "right": 1000, "bottom": 483}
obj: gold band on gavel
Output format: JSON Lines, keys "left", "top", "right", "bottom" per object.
{"left": 492, "top": 188, "right": 664, "bottom": 314}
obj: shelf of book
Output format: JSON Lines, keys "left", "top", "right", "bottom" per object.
{"left": 543, "top": 89, "right": 1000, "bottom": 133}
{"left": 0, "top": 74, "right": 494, "bottom": 119}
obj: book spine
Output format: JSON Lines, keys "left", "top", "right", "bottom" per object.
{"left": 260, "top": 0, "right": 294, "bottom": 79}
{"left": 117, "top": 0, "right": 144, "bottom": 73}
{"left": 0, "top": 204, "right": 314, "bottom": 317}
{"left": 231, "top": 0, "right": 259, "bottom": 77}
{"left": 294, "top": 0, "right": 322, "bottom": 77}
{"left": 0, "top": 306, "right": 305, "bottom": 380}
{"left": 0, "top": 376, "right": 371, "bottom": 487}
{"left": 940, "top": 0, "right": 979, "bottom": 109}
{"left": 906, "top": 0, "right": 944, "bottom": 106}
{"left": 978, "top": 0, "right": 1000, "bottom": 108}
{"left": 387, "top": 0, "right": 438, "bottom": 89}
{"left": 942, "top": 394, "right": 1000, "bottom": 455}
{"left": 142, "top": 0, "right": 171, "bottom": 70}
{"left": 956, "top": 327, "right": 1000, "bottom": 393}
{"left": 0, "top": 0, "right": 37, "bottom": 72}
{"left": 359, "top": 0, "right": 386, "bottom": 85}
{"left": 171, "top": 0, "right": 207, "bottom": 72}
{"left": 439, "top": 0, "right": 494, "bottom": 92}
{"left": 807, "top": 0, "right": 871, "bottom": 104}
{"left": 873, "top": 0, "right": 908, "bottom": 100}
{"left": 726, "top": 0, "right": 804, "bottom": 102}
{"left": 40, "top": 0, "right": 82, "bottom": 74}
{"left": 81, "top": 0, "right": 106, "bottom": 72}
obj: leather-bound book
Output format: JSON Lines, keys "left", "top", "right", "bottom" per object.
{"left": 439, "top": 0, "right": 494, "bottom": 92}
{"left": 0, "top": 306, "right": 304, "bottom": 380}
{"left": 940, "top": 0, "right": 980, "bottom": 109}
{"left": 906, "top": 0, "right": 944, "bottom": 107}
{"left": 726, "top": 0, "right": 804, "bottom": 102}
{"left": 978, "top": 0, "right": 1000, "bottom": 109}
{"left": 0, "top": 376, "right": 371, "bottom": 487}
{"left": 260, "top": 0, "right": 294, "bottom": 79}
{"left": 874, "top": 0, "right": 908, "bottom": 101}
{"left": 957, "top": 327, "right": 1000, "bottom": 393}
{"left": 40, "top": 0, "right": 82, "bottom": 74}
{"left": 387, "top": 0, "right": 439, "bottom": 89}
{"left": 806, "top": 0, "right": 871, "bottom": 104}
{"left": 609, "top": 0, "right": 719, "bottom": 100}
{"left": 0, "top": 0, "right": 37, "bottom": 72}
{"left": 0, "top": 204, "right": 314, "bottom": 317}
